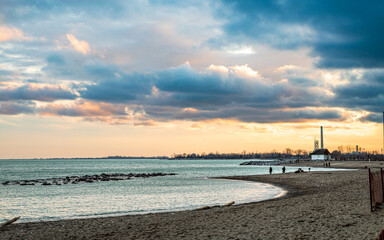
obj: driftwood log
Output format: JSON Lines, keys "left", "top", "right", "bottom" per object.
{"left": 195, "top": 201, "right": 235, "bottom": 210}
{"left": 224, "top": 201, "right": 235, "bottom": 207}
{"left": 0, "top": 216, "right": 20, "bottom": 229}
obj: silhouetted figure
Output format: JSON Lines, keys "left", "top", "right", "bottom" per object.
{"left": 282, "top": 166, "right": 286, "bottom": 174}
{"left": 269, "top": 167, "right": 272, "bottom": 174}
{"left": 328, "top": 162, "right": 331, "bottom": 167}
{"left": 308, "top": 168, "right": 311, "bottom": 172}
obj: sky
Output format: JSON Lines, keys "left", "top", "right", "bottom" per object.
{"left": 1, "top": 0, "right": 384, "bottom": 158}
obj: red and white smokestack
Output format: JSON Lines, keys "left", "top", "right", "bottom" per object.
{"left": 321, "top": 126, "right": 324, "bottom": 149}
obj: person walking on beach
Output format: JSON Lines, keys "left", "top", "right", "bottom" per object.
{"left": 269, "top": 167, "right": 272, "bottom": 174}
{"left": 282, "top": 166, "right": 286, "bottom": 174}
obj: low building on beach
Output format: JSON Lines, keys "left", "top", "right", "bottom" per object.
{"left": 310, "top": 126, "right": 331, "bottom": 161}
{"left": 310, "top": 149, "right": 331, "bottom": 161}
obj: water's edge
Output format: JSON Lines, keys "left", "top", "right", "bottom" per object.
{"left": 4, "top": 177, "right": 287, "bottom": 224}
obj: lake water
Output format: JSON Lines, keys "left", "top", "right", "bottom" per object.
{"left": 1, "top": 158, "right": 333, "bottom": 223}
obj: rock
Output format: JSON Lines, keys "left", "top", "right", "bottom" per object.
{"left": 2, "top": 172, "right": 177, "bottom": 186}
{"left": 224, "top": 201, "right": 235, "bottom": 207}
{"left": 240, "top": 161, "right": 281, "bottom": 166}
{"left": 295, "top": 168, "right": 305, "bottom": 173}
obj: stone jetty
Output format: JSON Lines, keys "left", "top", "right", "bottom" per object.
{"left": 1, "top": 172, "right": 177, "bottom": 186}
{"left": 240, "top": 160, "right": 298, "bottom": 166}
{"left": 240, "top": 160, "right": 281, "bottom": 166}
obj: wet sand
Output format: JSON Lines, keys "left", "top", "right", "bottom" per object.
{"left": 1, "top": 161, "right": 384, "bottom": 239}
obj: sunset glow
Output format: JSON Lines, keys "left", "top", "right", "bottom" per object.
{"left": 0, "top": 1, "right": 383, "bottom": 158}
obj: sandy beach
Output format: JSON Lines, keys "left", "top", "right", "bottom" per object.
{"left": 1, "top": 161, "right": 384, "bottom": 239}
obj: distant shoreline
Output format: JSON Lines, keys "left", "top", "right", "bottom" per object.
{"left": 0, "top": 156, "right": 169, "bottom": 160}
{"left": 0, "top": 157, "right": 304, "bottom": 161}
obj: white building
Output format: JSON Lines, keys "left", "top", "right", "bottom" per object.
{"left": 310, "top": 149, "right": 331, "bottom": 161}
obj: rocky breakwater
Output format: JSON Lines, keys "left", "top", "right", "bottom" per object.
{"left": 240, "top": 160, "right": 282, "bottom": 166}
{"left": 2, "top": 172, "right": 177, "bottom": 186}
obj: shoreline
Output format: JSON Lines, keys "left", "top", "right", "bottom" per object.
{"left": 1, "top": 161, "right": 384, "bottom": 239}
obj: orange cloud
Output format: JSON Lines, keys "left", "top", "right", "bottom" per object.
{"left": 39, "top": 101, "right": 124, "bottom": 117}
{"left": 0, "top": 25, "right": 28, "bottom": 42}
{"left": 66, "top": 34, "right": 91, "bottom": 54}
{"left": 37, "top": 101, "right": 158, "bottom": 126}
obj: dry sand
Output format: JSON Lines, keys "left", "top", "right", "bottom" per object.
{"left": 1, "top": 161, "right": 384, "bottom": 239}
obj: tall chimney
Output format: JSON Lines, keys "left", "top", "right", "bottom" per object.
{"left": 321, "top": 126, "right": 324, "bottom": 149}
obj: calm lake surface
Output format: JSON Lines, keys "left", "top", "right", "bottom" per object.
{"left": 1, "top": 158, "right": 333, "bottom": 222}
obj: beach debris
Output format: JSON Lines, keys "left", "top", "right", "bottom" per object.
{"left": 224, "top": 201, "right": 235, "bottom": 207}
{"left": 240, "top": 161, "right": 281, "bottom": 166}
{"left": 1, "top": 173, "right": 177, "bottom": 186}
{"left": 195, "top": 201, "right": 235, "bottom": 210}
{"left": 0, "top": 216, "right": 20, "bottom": 229}
{"left": 240, "top": 159, "right": 298, "bottom": 166}
{"left": 195, "top": 205, "right": 220, "bottom": 210}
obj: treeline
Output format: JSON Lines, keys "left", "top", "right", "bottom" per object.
{"left": 335, "top": 145, "right": 374, "bottom": 154}
{"left": 171, "top": 149, "right": 310, "bottom": 160}
{"left": 332, "top": 144, "right": 384, "bottom": 161}
{"left": 104, "top": 156, "right": 169, "bottom": 159}
{"left": 331, "top": 151, "right": 384, "bottom": 161}
{"left": 172, "top": 148, "right": 384, "bottom": 161}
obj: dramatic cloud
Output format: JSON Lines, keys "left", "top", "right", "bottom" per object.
{"left": 360, "top": 113, "right": 383, "bottom": 123}
{"left": 327, "top": 69, "right": 384, "bottom": 113}
{"left": 0, "top": 0, "right": 382, "bottom": 126}
{"left": 37, "top": 100, "right": 154, "bottom": 125}
{"left": 80, "top": 63, "right": 154, "bottom": 102}
{"left": 145, "top": 105, "right": 342, "bottom": 123}
{"left": 219, "top": 0, "right": 384, "bottom": 68}
{"left": 0, "top": 102, "right": 34, "bottom": 115}
{"left": 0, "top": 0, "right": 222, "bottom": 71}
{"left": 81, "top": 63, "right": 294, "bottom": 107}
{"left": 75, "top": 63, "right": 339, "bottom": 123}
{"left": 38, "top": 101, "right": 127, "bottom": 117}
{"left": 0, "top": 83, "right": 77, "bottom": 102}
